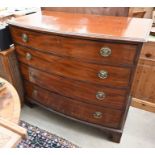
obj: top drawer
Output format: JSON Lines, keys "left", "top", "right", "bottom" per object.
{"left": 10, "top": 26, "right": 137, "bottom": 66}
{"left": 140, "top": 42, "right": 155, "bottom": 61}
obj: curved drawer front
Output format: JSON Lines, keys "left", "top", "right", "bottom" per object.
{"left": 20, "top": 65, "right": 127, "bottom": 110}
{"left": 10, "top": 26, "right": 137, "bottom": 66}
{"left": 16, "top": 46, "right": 131, "bottom": 88}
{"left": 25, "top": 81, "right": 122, "bottom": 128}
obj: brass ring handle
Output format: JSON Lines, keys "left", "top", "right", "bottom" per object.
{"left": 98, "top": 70, "right": 108, "bottom": 79}
{"left": 26, "top": 53, "right": 32, "bottom": 60}
{"left": 22, "top": 33, "right": 28, "bottom": 43}
{"left": 100, "top": 47, "right": 111, "bottom": 57}
{"left": 96, "top": 92, "right": 106, "bottom": 100}
{"left": 93, "top": 112, "right": 103, "bottom": 119}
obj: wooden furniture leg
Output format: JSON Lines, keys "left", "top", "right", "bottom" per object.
{"left": 25, "top": 101, "right": 36, "bottom": 108}
{"left": 109, "top": 131, "right": 122, "bottom": 143}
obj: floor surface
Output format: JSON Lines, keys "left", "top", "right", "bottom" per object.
{"left": 21, "top": 105, "right": 155, "bottom": 148}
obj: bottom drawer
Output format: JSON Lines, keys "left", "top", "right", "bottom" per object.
{"left": 25, "top": 81, "right": 123, "bottom": 128}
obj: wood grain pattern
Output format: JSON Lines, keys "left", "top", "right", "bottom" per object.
{"left": 0, "top": 77, "right": 20, "bottom": 124}
{"left": 132, "top": 98, "right": 155, "bottom": 113}
{"left": 0, "top": 47, "right": 24, "bottom": 105}
{"left": 8, "top": 11, "right": 152, "bottom": 42}
{"left": 41, "top": 7, "right": 129, "bottom": 17}
{"left": 0, "top": 126, "right": 21, "bottom": 148}
{"left": 25, "top": 81, "right": 123, "bottom": 128}
{"left": 132, "top": 58, "right": 155, "bottom": 103}
{"left": 10, "top": 28, "right": 138, "bottom": 67}
{"left": 0, "top": 78, "right": 24, "bottom": 148}
{"left": 0, "top": 118, "right": 27, "bottom": 139}
{"left": 8, "top": 11, "right": 151, "bottom": 143}
{"left": 139, "top": 42, "right": 155, "bottom": 61}
{"left": 20, "top": 64, "right": 127, "bottom": 110}
{"left": 0, "top": 118, "right": 27, "bottom": 148}
{"left": 131, "top": 41, "right": 155, "bottom": 113}
{"left": 16, "top": 46, "right": 131, "bottom": 88}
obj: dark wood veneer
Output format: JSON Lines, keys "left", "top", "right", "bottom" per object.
{"left": 9, "top": 11, "right": 152, "bottom": 42}
{"left": 9, "top": 11, "right": 152, "bottom": 143}
{"left": 25, "top": 81, "right": 123, "bottom": 128}
{"left": 20, "top": 64, "right": 127, "bottom": 110}
{"left": 10, "top": 27, "right": 138, "bottom": 67}
{"left": 16, "top": 45, "right": 131, "bottom": 88}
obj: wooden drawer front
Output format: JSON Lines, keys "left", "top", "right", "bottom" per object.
{"left": 20, "top": 65, "right": 127, "bottom": 110}
{"left": 140, "top": 42, "right": 155, "bottom": 61}
{"left": 10, "top": 26, "right": 137, "bottom": 66}
{"left": 16, "top": 46, "right": 131, "bottom": 88}
{"left": 25, "top": 81, "right": 122, "bottom": 128}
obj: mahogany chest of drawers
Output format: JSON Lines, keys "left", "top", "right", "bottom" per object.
{"left": 8, "top": 11, "right": 152, "bottom": 143}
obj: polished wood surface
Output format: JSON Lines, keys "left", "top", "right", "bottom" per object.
{"left": 41, "top": 7, "right": 129, "bottom": 17}
{"left": 8, "top": 11, "right": 152, "bottom": 42}
{"left": 21, "top": 65, "right": 127, "bottom": 110}
{"left": 9, "top": 11, "right": 151, "bottom": 143}
{"left": 25, "top": 81, "right": 122, "bottom": 128}
{"left": 16, "top": 46, "right": 131, "bottom": 88}
{"left": 10, "top": 28, "right": 137, "bottom": 67}
{"left": 0, "top": 77, "right": 20, "bottom": 124}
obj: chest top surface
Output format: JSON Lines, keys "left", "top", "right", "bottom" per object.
{"left": 9, "top": 10, "right": 152, "bottom": 42}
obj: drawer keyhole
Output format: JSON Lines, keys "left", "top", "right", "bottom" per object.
{"left": 100, "top": 47, "right": 111, "bottom": 57}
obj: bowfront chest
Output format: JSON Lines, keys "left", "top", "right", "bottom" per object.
{"left": 9, "top": 11, "right": 152, "bottom": 143}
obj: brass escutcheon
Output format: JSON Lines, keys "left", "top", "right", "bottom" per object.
{"left": 96, "top": 91, "right": 106, "bottom": 100}
{"left": 100, "top": 47, "right": 111, "bottom": 57}
{"left": 22, "top": 33, "right": 28, "bottom": 43}
{"left": 93, "top": 111, "right": 103, "bottom": 119}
